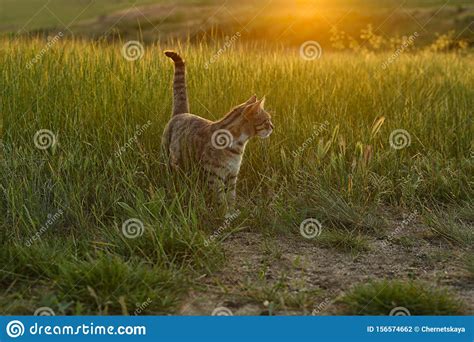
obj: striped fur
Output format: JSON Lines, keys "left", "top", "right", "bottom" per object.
{"left": 164, "top": 50, "right": 189, "bottom": 115}
{"left": 162, "top": 51, "right": 274, "bottom": 208}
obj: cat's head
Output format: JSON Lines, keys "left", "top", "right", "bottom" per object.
{"left": 242, "top": 96, "right": 274, "bottom": 139}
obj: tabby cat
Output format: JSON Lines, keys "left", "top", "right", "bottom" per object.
{"left": 162, "top": 51, "right": 274, "bottom": 207}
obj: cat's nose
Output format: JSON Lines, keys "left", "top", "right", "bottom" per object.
{"left": 269, "top": 122, "right": 274, "bottom": 130}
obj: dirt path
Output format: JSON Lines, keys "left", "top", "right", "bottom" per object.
{"left": 180, "top": 220, "right": 474, "bottom": 315}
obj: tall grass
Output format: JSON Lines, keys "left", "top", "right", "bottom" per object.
{"left": 0, "top": 38, "right": 472, "bottom": 314}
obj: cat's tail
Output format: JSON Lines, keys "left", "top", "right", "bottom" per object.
{"left": 164, "top": 50, "right": 189, "bottom": 116}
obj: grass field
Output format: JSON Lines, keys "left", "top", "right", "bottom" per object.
{"left": 0, "top": 0, "right": 159, "bottom": 32}
{"left": 0, "top": 36, "right": 473, "bottom": 315}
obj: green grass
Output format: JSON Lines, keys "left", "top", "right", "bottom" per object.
{"left": 423, "top": 204, "right": 474, "bottom": 247}
{"left": 339, "top": 280, "right": 466, "bottom": 315}
{"left": 0, "top": 0, "right": 159, "bottom": 32}
{"left": 317, "top": 230, "right": 371, "bottom": 255}
{"left": 0, "top": 37, "right": 472, "bottom": 314}
{"left": 465, "top": 254, "right": 474, "bottom": 279}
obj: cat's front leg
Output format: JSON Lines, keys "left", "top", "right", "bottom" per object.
{"left": 207, "top": 173, "right": 227, "bottom": 207}
{"left": 215, "top": 180, "right": 227, "bottom": 206}
{"left": 226, "top": 174, "right": 238, "bottom": 208}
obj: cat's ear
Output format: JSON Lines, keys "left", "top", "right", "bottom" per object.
{"left": 243, "top": 95, "right": 257, "bottom": 106}
{"left": 243, "top": 100, "right": 262, "bottom": 119}
{"left": 259, "top": 96, "right": 265, "bottom": 109}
